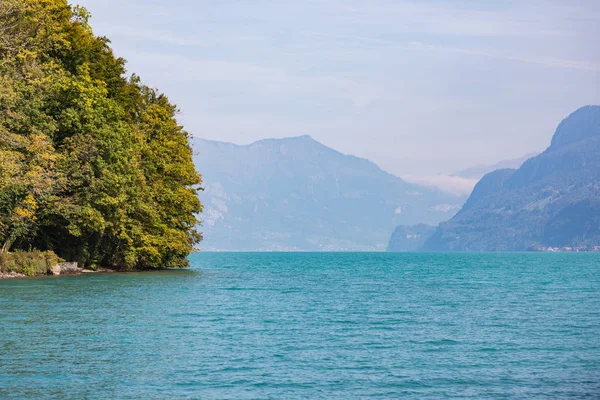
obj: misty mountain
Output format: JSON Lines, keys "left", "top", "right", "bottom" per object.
{"left": 192, "top": 135, "right": 466, "bottom": 251}
{"left": 387, "top": 224, "right": 436, "bottom": 252}
{"left": 454, "top": 153, "right": 539, "bottom": 180}
{"left": 423, "top": 105, "right": 600, "bottom": 251}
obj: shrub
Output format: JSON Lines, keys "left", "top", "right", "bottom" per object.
{"left": 0, "top": 251, "right": 63, "bottom": 276}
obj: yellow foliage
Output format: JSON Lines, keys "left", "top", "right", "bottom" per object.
{"left": 1, "top": 0, "right": 203, "bottom": 268}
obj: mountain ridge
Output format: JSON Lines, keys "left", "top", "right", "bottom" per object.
{"left": 192, "top": 135, "right": 466, "bottom": 251}
{"left": 423, "top": 105, "right": 600, "bottom": 251}
{"left": 454, "top": 153, "right": 539, "bottom": 180}
{"left": 192, "top": 135, "right": 397, "bottom": 180}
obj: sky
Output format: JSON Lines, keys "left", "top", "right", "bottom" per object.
{"left": 76, "top": 0, "right": 599, "bottom": 193}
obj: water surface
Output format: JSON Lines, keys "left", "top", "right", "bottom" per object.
{"left": 1, "top": 253, "right": 599, "bottom": 398}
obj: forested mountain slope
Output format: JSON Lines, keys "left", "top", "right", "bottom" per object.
{"left": 424, "top": 106, "right": 600, "bottom": 251}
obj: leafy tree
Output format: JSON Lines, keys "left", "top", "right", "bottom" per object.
{"left": 0, "top": 0, "right": 202, "bottom": 269}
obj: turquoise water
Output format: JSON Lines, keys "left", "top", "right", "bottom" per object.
{"left": 1, "top": 252, "right": 600, "bottom": 399}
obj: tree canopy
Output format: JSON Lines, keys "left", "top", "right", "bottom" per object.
{"left": 0, "top": 0, "right": 203, "bottom": 269}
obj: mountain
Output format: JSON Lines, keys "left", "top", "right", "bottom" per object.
{"left": 387, "top": 224, "right": 436, "bottom": 252}
{"left": 423, "top": 105, "right": 600, "bottom": 251}
{"left": 454, "top": 153, "right": 539, "bottom": 180}
{"left": 192, "top": 135, "right": 466, "bottom": 251}
{"left": 401, "top": 153, "right": 539, "bottom": 199}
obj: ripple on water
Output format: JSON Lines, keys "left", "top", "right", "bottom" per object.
{"left": 1, "top": 252, "right": 600, "bottom": 399}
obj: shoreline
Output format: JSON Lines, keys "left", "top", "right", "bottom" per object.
{"left": 0, "top": 267, "right": 117, "bottom": 280}
{"left": 1, "top": 251, "right": 191, "bottom": 280}
{"left": 0, "top": 266, "right": 185, "bottom": 280}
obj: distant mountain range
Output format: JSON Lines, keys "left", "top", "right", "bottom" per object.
{"left": 420, "top": 105, "right": 600, "bottom": 251}
{"left": 192, "top": 135, "right": 466, "bottom": 251}
{"left": 454, "top": 153, "right": 539, "bottom": 180}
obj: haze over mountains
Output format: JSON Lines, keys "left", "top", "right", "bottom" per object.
{"left": 192, "top": 105, "right": 599, "bottom": 253}
{"left": 399, "top": 152, "right": 540, "bottom": 198}
{"left": 192, "top": 136, "right": 465, "bottom": 251}
{"left": 454, "top": 153, "right": 539, "bottom": 180}
{"left": 423, "top": 105, "right": 600, "bottom": 251}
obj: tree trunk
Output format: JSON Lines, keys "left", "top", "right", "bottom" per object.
{"left": 2, "top": 238, "right": 11, "bottom": 253}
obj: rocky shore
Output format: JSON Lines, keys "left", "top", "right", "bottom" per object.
{"left": 0, "top": 262, "right": 117, "bottom": 279}
{"left": 0, "top": 271, "right": 27, "bottom": 279}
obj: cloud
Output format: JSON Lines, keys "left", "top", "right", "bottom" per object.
{"left": 403, "top": 174, "right": 479, "bottom": 196}
{"left": 76, "top": 0, "right": 600, "bottom": 180}
{"left": 98, "top": 25, "right": 212, "bottom": 47}
{"left": 406, "top": 42, "right": 600, "bottom": 72}
{"left": 123, "top": 51, "right": 380, "bottom": 109}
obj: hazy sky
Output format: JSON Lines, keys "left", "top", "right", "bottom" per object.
{"left": 76, "top": 0, "right": 599, "bottom": 189}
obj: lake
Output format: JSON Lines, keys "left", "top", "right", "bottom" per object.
{"left": 1, "top": 252, "right": 599, "bottom": 399}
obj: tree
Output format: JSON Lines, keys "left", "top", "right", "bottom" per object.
{"left": 0, "top": 0, "right": 203, "bottom": 268}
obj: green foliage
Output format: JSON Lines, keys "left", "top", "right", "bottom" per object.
{"left": 0, "top": 0, "right": 202, "bottom": 269}
{"left": 0, "top": 250, "right": 62, "bottom": 276}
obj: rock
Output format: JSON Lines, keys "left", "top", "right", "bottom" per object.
{"left": 50, "top": 262, "right": 82, "bottom": 276}
{"left": 0, "top": 271, "right": 26, "bottom": 279}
